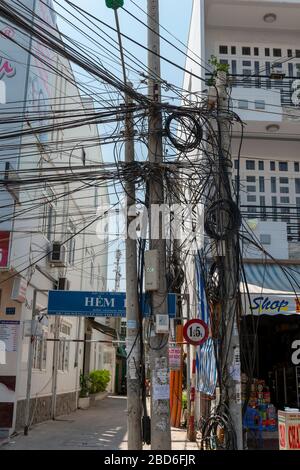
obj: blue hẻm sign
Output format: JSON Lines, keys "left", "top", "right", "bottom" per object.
{"left": 47, "top": 291, "right": 176, "bottom": 318}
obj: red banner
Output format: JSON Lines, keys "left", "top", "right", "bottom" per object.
{"left": 0, "top": 232, "right": 10, "bottom": 268}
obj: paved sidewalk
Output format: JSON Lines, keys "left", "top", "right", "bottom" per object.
{"left": 1, "top": 396, "right": 199, "bottom": 451}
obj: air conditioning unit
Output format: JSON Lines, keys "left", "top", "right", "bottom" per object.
{"left": 49, "top": 242, "right": 66, "bottom": 267}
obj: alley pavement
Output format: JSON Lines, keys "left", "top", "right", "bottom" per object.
{"left": 1, "top": 396, "right": 199, "bottom": 451}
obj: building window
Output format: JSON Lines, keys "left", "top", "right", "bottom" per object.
{"left": 272, "top": 196, "right": 277, "bottom": 221}
{"left": 280, "top": 187, "right": 289, "bottom": 194}
{"left": 259, "top": 177, "right": 265, "bottom": 193}
{"left": 219, "top": 45, "right": 228, "bottom": 54}
{"left": 254, "top": 47, "right": 259, "bottom": 56}
{"left": 247, "top": 186, "right": 256, "bottom": 192}
{"left": 295, "top": 178, "right": 300, "bottom": 194}
{"left": 231, "top": 46, "right": 236, "bottom": 55}
{"left": 238, "top": 99, "right": 248, "bottom": 109}
{"left": 288, "top": 49, "right": 293, "bottom": 58}
{"left": 33, "top": 332, "right": 47, "bottom": 370}
{"left": 41, "top": 187, "right": 57, "bottom": 241}
{"left": 234, "top": 175, "right": 240, "bottom": 192}
{"left": 281, "top": 207, "right": 290, "bottom": 223}
{"left": 271, "top": 177, "right": 276, "bottom": 193}
{"left": 296, "top": 50, "right": 300, "bottom": 58}
{"left": 82, "top": 148, "right": 86, "bottom": 166}
{"left": 234, "top": 159, "right": 239, "bottom": 169}
{"left": 270, "top": 161, "right": 276, "bottom": 171}
{"left": 265, "top": 48, "right": 270, "bottom": 57}
{"left": 295, "top": 162, "right": 300, "bottom": 172}
{"left": 260, "top": 196, "right": 266, "bottom": 219}
{"left": 255, "top": 100, "right": 265, "bottom": 110}
{"left": 279, "top": 162, "right": 288, "bottom": 171}
{"left": 58, "top": 323, "right": 71, "bottom": 372}
{"left": 260, "top": 234, "right": 271, "bottom": 245}
{"left": 259, "top": 161, "right": 264, "bottom": 171}
{"left": 94, "top": 186, "right": 99, "bottom": 208}
{"left": 247, "top": 195, "right": 256, "bottom": 202}
{"left": 67, "top": 221, "right": 76, "bottom": 266}
{"left": 247, "top": 176, "right": 256, "bottom": 183}
{"left": 242, "top": 47, "right": 251, "bottom": 55}
{"left": 280, "top": 197, "right": 290, "bottom": 204}
{"left": 279, "top": 177, "right": 289, "bottom": 184}
{"left": 273, "top": 48, "right": 282, "bottom": 57}
{"left": 246, "top": 160, "right": 255, "bottom": 170}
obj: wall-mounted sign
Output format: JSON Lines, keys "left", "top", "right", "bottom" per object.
{"left": 278, "top": 411, "right": 300, "bottom": 450}
{"left": 291, "top": 340, "right": 300, "bottom": 366}
{"left": 246, "top": 294, "right": 300, "bottom": 316}
{"left": 0, "top": 231, "right": 10, "bottom": 268}
{"left": 48, "top": 291, "right": 176, "bottom": 318}
{"left": 0, "top": 321, "right": 19, "bottom": 352}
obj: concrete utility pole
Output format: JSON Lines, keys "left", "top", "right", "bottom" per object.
{"left": 105, "top": 1, "right": 143, "bottom": 448}
{"left": 216, "top": 71, "right": 243, "bottom": 449}
{"left": 24, "top": 289, "right": 37, "bottom": 435}
{"left": 125, "top": 85, "right": 143, "bottom": 450}
{"left": 147, "top": 0, "right": 171, "bottom": 450}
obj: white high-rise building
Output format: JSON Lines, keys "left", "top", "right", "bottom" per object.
{"left": 0, "top": 0, "right": 113, "bottom": 438}
{"left": 184, "top": 0, "right": 300, "bottom": 423}
{"left": 185, "top": 0, "right": 300, "bottom": 258}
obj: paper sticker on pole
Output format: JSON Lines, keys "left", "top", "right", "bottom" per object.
{"left": 183, "top": 319, "right": 208, "bottom": 346}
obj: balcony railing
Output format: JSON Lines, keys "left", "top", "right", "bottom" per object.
{"left": 241, "top": 205, "right": 300, "bottom": 242}
{"left": 206, "top": 74, "right": 300, "bottom": 108}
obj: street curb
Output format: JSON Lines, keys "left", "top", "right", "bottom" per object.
{"left": 0, "top": 438, "right": 9, "bottom": 448}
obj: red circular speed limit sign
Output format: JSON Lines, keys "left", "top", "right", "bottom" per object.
{"left": 183, "top": 319, "right": 208, "bottom": 346}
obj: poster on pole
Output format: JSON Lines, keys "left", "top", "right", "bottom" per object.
{"left": 169, "top": 346, "right": 181, "bottom": 370}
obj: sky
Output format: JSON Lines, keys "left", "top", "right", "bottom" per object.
{"left": 56, "top": 0, "right": 194, "bottom": 290}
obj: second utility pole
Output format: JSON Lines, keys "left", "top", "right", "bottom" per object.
{"left": 147, "top": 0, "right": 171, "bottom": 450}
{"left": 111, "top": 4, "right": 143, "bottom": 449}
{"left": 216, "top": 70, "right": 243, "bottom": 449}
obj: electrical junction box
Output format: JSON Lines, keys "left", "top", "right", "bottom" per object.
{"left": 144, "top": 250, "right": 159, "bottom": 291}
{"left": 155, "top": 314, "right": 169, "bottom": 334}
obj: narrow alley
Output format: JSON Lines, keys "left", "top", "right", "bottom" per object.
{"left": 1, "top": 396, "right": 198, "bottom": 451}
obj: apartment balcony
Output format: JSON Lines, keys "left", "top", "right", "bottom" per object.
{"left": 206, "top": 0, "right": 300, "bottom": 32}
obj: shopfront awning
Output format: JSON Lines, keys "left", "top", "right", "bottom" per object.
{"left": 241, "top": 263, "right": 300, "bottom": 293}
{"left": 241, "top": 263, "right": 300, "bottom": 316}
{"left": 87, "top": 319, "right": 117, "bottom": 339}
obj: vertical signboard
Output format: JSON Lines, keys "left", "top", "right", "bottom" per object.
{"left": 25, "top": 0, "right": 57, "bottom": 144}
{"left": 0, "top": 0, "right": 35, "bottom": 231}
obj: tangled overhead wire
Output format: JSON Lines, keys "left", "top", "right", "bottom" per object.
{"left": 164, "top": 112, "right": 203, "bottom": 153}
{"left": 204, "top": 199, "right": 241, "bottom": 241}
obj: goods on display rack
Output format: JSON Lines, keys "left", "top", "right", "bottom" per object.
{"left": 242, "top": 374, "right": 277, "bottom": 431}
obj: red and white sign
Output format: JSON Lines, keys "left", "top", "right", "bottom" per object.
{"left": 278, "top": 410, "right": 300, "bottom": 450}
{"left": 183, "top": 319, "right": 208, "bottom": 346}
{"left": 0, "top": 232, "right": 10, "bottom": 268}
{"left": 169, "top": 346, "right": 181, "bottom": 370}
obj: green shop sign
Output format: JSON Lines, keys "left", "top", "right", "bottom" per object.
{"left": 105, "top": 0, "right": 124, "bottom": 9}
